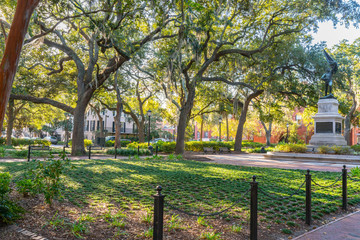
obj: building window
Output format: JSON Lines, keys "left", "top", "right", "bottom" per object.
{"left": 86, "top": 121, "right": 89, "bottom": 131}
{"left": 113, "top": 111, "right": 116, "bottom": 116}
{"left": 204, "top": 131, "right": 208, "bottom": 138}
{"left": 112, "top": 121, "right": 115, "bottom": 133}
{"left": 90, "top": 121, "right": 95, "bottom": 131}
{"left": 97, "top": 120, "right": 100, "bottom": 131}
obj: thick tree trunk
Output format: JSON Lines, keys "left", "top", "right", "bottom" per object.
{"left": 234, "top": 90, "right": 263, "bottom": 151}
{"left": 226, "top": 114, "right": 229, "bottom": 141}
{"left": 138, "top": 120, "right": 145, "bottom": 143}
{"left": 175, "top": 89, "right": 195, "bottom": 155}
{"left": 71, "top": 90, "right": 93, "bottom": 155}
{"left": 6, "top": 99, "right": 14, "bottom": 146}
{"left": 260, "top": 120, "right": 272, "bottom": 146}
{"left": 0, "top": 0, "right": 40, "bottom": 131}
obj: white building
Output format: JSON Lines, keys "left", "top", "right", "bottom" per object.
{"left": 84, "top": 109, "right": 137, "bottom": 141}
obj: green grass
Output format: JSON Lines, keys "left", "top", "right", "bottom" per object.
{"left": 1, "top": 158, "right": 360, "bottom": 234}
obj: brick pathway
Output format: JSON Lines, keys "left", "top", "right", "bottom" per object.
{"left": 293, "top": 210, "right": 360, "bottom": 240}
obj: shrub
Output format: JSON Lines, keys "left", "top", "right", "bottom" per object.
{"left": 106, "top": 148, "right": 151, "bottom": 156}
{"left": 8, "top": 138, "right": 51, "bottom": 147}
{"left": 156, "top": 141, "right": 176, "bottom": 153}
{"left": 275, "top": 143, "right": 307, "bottom": 153}
{"left": 350, "top": 166, "right": 360, "bottom": 177}
{"left": 69, "top": 139, "right": 93, "bottom": 148}
{"left": 351, "top": 144, "right": 360, "bottom": 152}
{"left": 318, "top": 145, "right": 332, "bottom": 154}
{"left": 105, "top": 140, "right": 131, "bottom": 147}
{"left": 245, "top": 147, "right": 275, "bottom": 153}
{"left": 16, "top": 179, "right": 35, "bottom": 197}
{"left": 331, "top": 145, "right": 352, "bottom": 155}
{"left": 185, "top": 141, "right": 233, "bottom": 152}
{"left": 0, "top": 172, "right": 23, "bottom": 224}
{"left": 128, "top": 142, "right": 149, "bottom": 149}
{"left": 0, "top": 172, "right": 11, "bottom": 199}
{"left": 21, "top": 153, "right": 72, "bottom": 206}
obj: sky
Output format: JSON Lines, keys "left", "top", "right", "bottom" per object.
{"left": 312, "top": 21, "right": 359, "bottom": 47}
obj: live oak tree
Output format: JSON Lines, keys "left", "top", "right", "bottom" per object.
{"left": 333, "top": 40, "right": 360, "bottom": 145}
{"left": 8, "top": 0, "right": 174, "bottom": 155}
{"left": 155, "top": 0, "right": 356, "bottom": 154}
{"left": 0, "top": 0, "right": 41, "bottom": 131}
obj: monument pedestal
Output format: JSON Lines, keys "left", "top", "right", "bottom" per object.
{"left": 309, "top": 98, "right": 347, "bottom": 146}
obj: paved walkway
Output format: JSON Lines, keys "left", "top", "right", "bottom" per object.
{"left": 293, "top": 210, "right": 360, "bottom": 240}
{"left": 198, "top": 153, "right": 360, "bottom": 172}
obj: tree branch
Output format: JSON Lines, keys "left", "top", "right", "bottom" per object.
{"left": 10, "top": 94, "right": 74, "bottom": 114}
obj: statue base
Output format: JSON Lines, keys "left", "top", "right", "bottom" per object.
{"left": 309, "top": 98, "right": 347, "bottom": 146}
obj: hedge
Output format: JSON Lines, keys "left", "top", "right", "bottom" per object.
{"left": 68, "top": 139, "right": 93, "bottom": 148}
{"left": 275, "top": 143, "right": 307, "bottom": 153}
{"left": 0, "top": 138, "right": 51, "bottom": 147}
{"left": 127, "top": 140, "right": 264, "bottom": 153}
{"left": 106, "top": 148, "right": 151, "bottom": 156}
{"left": 105, "top": 140, "right": 131, "bottom": 147}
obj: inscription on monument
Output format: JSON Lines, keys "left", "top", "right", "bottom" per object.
{"left": 316, "top": 122, "right": 333, "bottom": 133}
{"left": 335, "top": 122, "right": 341, "bottom": 134}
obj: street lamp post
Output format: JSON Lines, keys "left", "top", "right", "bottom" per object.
{"left": 147, "top": 110, "right": 152, "bottom": 146}
{"left": 219, "top": 117, "right": 222, "bottom": 142}
{"left": 286, "top": 123, "right": 289, "bottom": 143}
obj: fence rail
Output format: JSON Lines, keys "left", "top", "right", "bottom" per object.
{"left": 152, "top": 165, "right": 358, "bottom": 240}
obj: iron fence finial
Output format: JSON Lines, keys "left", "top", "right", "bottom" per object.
{"left": 343, "top": 165, "right": 346, "bottom": 169}
{"left": 252, "top": 175, "right": 256, "bottom": 182}
{"left": 156, "top": 185, "right": 163, "bottom": 196}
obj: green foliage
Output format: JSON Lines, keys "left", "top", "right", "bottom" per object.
{"left": 156, "top": 141, "right": 176, "bottom": 153}
{"left": 0, "top": 172, "right": 11, "bottom": 200}
{"left": 200, "top": 231, "right": 221, "bottom": 240}
{"left": 106, "top": 148, "right": 151, "bottom": 156}
{"left": 69, "top": 139, "right": 92, "bottom": 148}
{"left": 0, "top": 138, "right": 51, "bottom": 147}
{"left": 331, "top": 146, "right": 352, "bottom": 155}
{"left": 128, "top": 140, "right": 263, "bottom": 153}
{"left": 20, "top": 153, "right": 72, "bottom": 205}
{"left": 281, "top": 228, "right": 292, "bottom": 234}
{"left": 275, "top": 143, "right": 307, "bottom": 153}
{"left": 318, "top": 145, "right": 332, "bottom": 154}
{"left": 105, "top": 140, "right": 131, "bottom": 147}
{"left": 0, "top": 172, "right": 23, "bottom": 224}
{"left": 185, "top": 141, "right": 233, "bottom": 152}
{"left": 127, "top": 142, "right": 149, "bottom": 149}
{"left": 351, "top": 145, "right": 360, "bottom": 152}
{"left": 350, "top": 166, "right": 360, "bottom": 177}
{"left": 245, "top": 147, "right": 275, "bottom": 153}
{"left": 16, "top": 179, "right": 35, "bottom": 197}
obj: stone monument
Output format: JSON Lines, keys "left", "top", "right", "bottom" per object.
{"left": 309, "top": 50, "right": 347, "bottom": 146}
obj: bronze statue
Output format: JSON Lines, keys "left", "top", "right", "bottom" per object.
{"left": 321, "top": 50, "right": 338, "bottom": 98}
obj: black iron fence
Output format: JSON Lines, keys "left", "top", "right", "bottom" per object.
{"left": 152, "top": 165, "right": 359, "bottom": 240}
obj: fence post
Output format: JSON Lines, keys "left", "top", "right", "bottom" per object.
{"left": 305, "top": 169, "right": 312, "bottom": 225}
{"left": 115, "top": 146, "right": 117, "bottom": 159}
{"left": 342, "top": 165, "right": 347, "bottom": 211}
{"left": 27, "top": 145, "right": 31, "bottom": 162}
{"left": 63, "top": 146, "right": 66, "bottom": 154}
{"left": 156, "top": 145, "right": 158, "bottom": 156}
{"left": 138, "top": 145, "right": 140, "bottom": 155}
{"left": 153, "top": 186, "right": 165, "bottom": 240}
{"left": 250, "top": 175, "right": 258, "bottom": 240}
{"left": 88, "top": 146, "right": 91, "bottom": 159}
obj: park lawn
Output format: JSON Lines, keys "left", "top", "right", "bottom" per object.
{"left": 1, "top": 157, "right": 360, "bottom": 239}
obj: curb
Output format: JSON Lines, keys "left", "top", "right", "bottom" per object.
{"left": 265, "top": 152, "right": 360, "bottom": 162}
{"left": 293, "top": 210, "right": 360, "bottom": 240}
